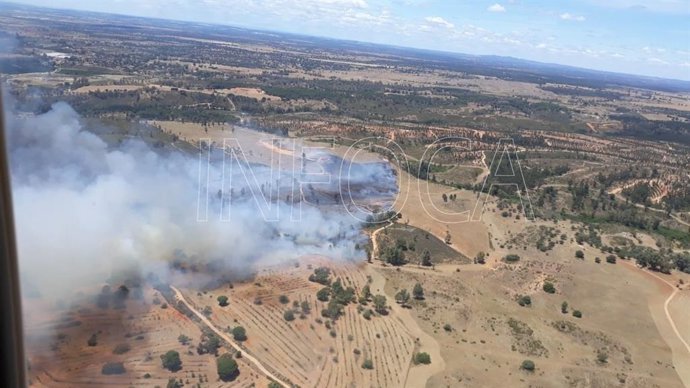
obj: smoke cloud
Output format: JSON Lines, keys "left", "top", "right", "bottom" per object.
{"left": 6, "top": 101, "right": 396, "bottom": 300}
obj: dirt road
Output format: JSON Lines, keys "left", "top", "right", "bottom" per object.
{"left": 170, "top": 286, "right": 291, "bottom": 388}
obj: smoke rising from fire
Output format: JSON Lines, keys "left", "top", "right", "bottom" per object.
{"left": 6, "top": 101, "right": 396, "bottom": 300}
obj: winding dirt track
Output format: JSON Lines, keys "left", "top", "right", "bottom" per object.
{"left": 170, "top": 286, "right": 291, "bottom": 388}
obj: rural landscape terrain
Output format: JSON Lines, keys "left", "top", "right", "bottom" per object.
{"left": 1, "top": 2, "right": 689, "bottom": 387}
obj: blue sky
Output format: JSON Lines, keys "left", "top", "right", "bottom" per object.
{"left": 12, "top": 0, "right": 690, "bottom": 80}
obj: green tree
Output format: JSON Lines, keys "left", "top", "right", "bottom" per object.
{"left": 413, "top": 283, "right": 425, "bottom": 300}
{"left": 308, "top": 267, "right": 331, "bottom": 285}
{"left": 517, "top": 295, "right": 531, "bottom": 307}
{"left": 321, "top": 299, "right": 343, "bottom": 320}
{"left": 161, "top": 350, "right": 182, "bottom": 372}
{"left": 177, "top": 334, "right": 191, "bottom": 345}
{"left": 414, "top": 352, "right": 431, "bottom": 365}
{"left": 504, "top": 254, "right": 521, "bottom": 262}
{"left": 543, "top": 282, "right": 556, "bottom": 294}
{"left": 573, "top": 310, "right": 582, "bottom": 318}
{"left": 361, "top": 284, "right": 371, "bottom": 300}
{"left": 232, "top": 326, "right": 247, "bottom": 341}
{"left": 521, "top": 359, "right": 535, "bottom": 372}
{"left": 283, "top": 310, "right": 295, "bottom": 321}
{"left": 395, "top": 289, "right": 410, "bottom": 306}
{"left": 300, "top": 300, "right": 311, "bottom": 314}
{"left": 316, "top": 287, "right": 330, "bottom": 302}
{"left": 421, "top": 250, "right": 432, "bottom": 266}
{"left": 373, "top": 295, "right": 387, "bottom": 314}
{"left": 561, "top": 301, "right": 568, "bottom": 314}
{"left": 278, "top": 295, "right": 289, "bottom": 304}
{"left": 101, "top": 362, "right": 126, "bottom": 375}
{"left": 197, "top": 331, "right": 221, "bottom": 355}
{"left": 217, "top": 295, "right": 229, "bottom": 307}
{"left": 383, "top": 246, "right": 406, "bottom": 266}
{"left": 361, "top": 359, "right": 374, "bottom": 369}
{"left": 575, "top": 250, "right": 585, "bottom": 259}
{"left": 216, "top": 353, "right": 239, "bottom": 381}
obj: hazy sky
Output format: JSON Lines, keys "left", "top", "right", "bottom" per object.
{"left": 12, "top": 0, "right": 690, "bottom": 80}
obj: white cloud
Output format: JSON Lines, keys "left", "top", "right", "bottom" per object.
{"left": 424, "top": 16, "right": 454, "bottom": 29}
{"left": 560, "top": 13, "right": 586, "bottom": 21}
{"left": 311, "top": 0, "right": 368, "bottom": 8}
{"left": 648, "top": 57, "right": 669, "bottom": 65}
{"left": 487, "top": 4, "right": 506, "bottom": 12}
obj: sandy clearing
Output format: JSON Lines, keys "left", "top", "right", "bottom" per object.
{"left": 229, "top": 87, "right": 281, "bottom": 101}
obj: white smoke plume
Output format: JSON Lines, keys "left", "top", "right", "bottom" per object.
{"left": 6, "top": 101, "right": 395, "bottom": 300}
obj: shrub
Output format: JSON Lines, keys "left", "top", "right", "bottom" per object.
{"left": 572, "top": 310, "right": 582, "bottom": 318}
{"left": 595, "top": 257, "right": 601, "bottom": 264}
{"left": 606, "top": 255, "right": 617, "bottom": 264}
{"left": 101, "top": 362, "right": 126, "bottom": 375}
{"left": 166, "top": 378, "right": 182, "bottom": 388}
{"left": 309, "top": 267, "right": 331, "bottom": 285}
{"left": 268, "top": 382, "right": 282, "bottom": 388}
{"left": 421, "top": 250, "right": 432, "bottom": 266}
{"left": 521, "top": 359, "right": 535, "bottom": 372}
{"left": 395, "top": 289, "right": 410, "bottom": 305}
{"left": 316, "top": 287, "right": 330, "bottom": 302}
{"left": 543, "top": 282, "right": 556, "bottom": 294}
{"left": 596, "top": 350, "right": 608, "bottom": 364}
{"left": 301, "top": 300, "right": 311, "bottom": 314}
{"left": 575, "top": 250, "right": 584, "bottom": 259}
{"left": 216, "top": 353, "right": 239, "bottom": 381}
{"left": 443, "top": 324, "right": 452, "bottom": 332}
{"left": 414, "top": 352, "right": 431, "bottom": 364}
{"left": 160, "top": 350, "right": 182, "bottom": 372}
{"left": 197, "top": 331, "right": 221, "bottom": 355}
{"left": 232, "top": 326, "right": 247, "bottom": 341}
{"left": 362, "top": 309, "right": 373, "bottom": 320}
{"left": 87, "top": 334, "right": 98, "bottom": 347}
{"left": 279, "top": 295, "right": 289, "bottom": 304}
{"left": 518, "top": 295, "right": 531, "bottom": 306}
{"left": 361, "top": 359, "right": 374, "bottom": 369}
{"left": 561, "top": 301, "right": 568, "bottom": 314}
{"left": 475, "top": 251, "right": 486, "bottom": 264}
{"left": 283, "top": 310, "right": 295, "bottom": 321}
{"left": 413, "top": 283, "right": 425, "bottom": 300}
{"left": 504, "top": 254, "right": 521, "bottom": 263}
{"left": 373, "top": 295, "right": 387, "bottom": 314}
{"left": 178, "top": 334, "right": 191, "bottom": 345}
{"left": 112, "top": 343, "right": 130, "bottom": 355}
{"left": 217, "top": 295, "right": 229, "bottom": 307}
